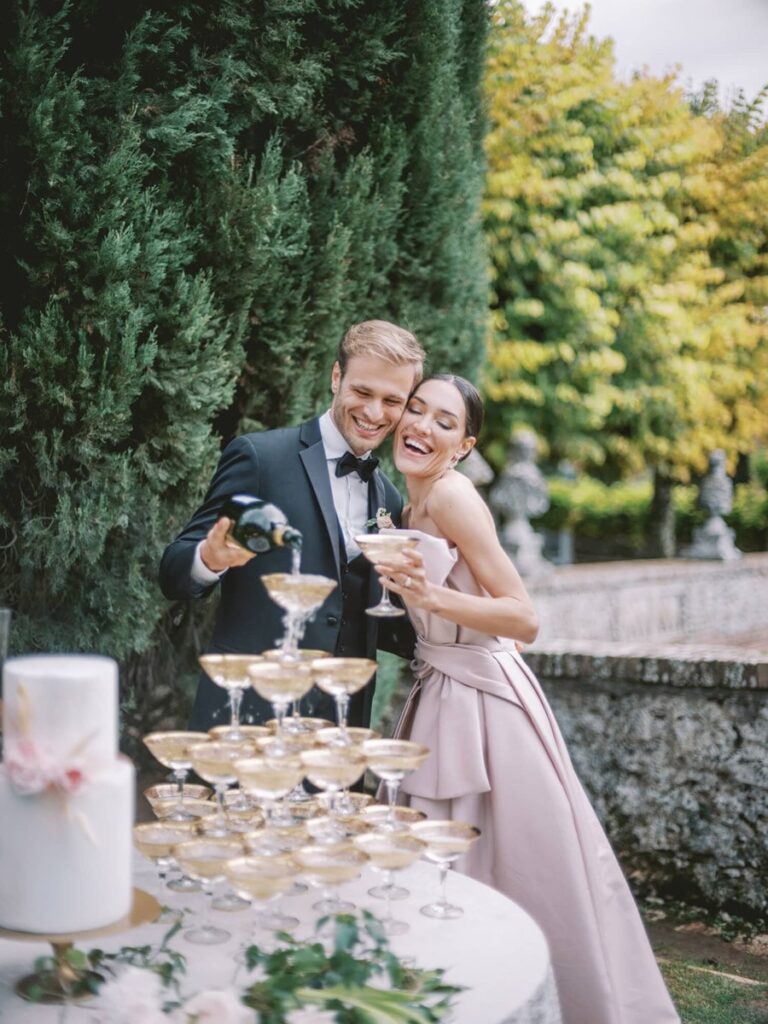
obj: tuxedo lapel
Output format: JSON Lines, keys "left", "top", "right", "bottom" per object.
{"left": 298, "top": 419, "right": 342, "bottom": 574}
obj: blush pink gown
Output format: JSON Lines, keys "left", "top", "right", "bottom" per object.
{"left": 394, "top": 531, "right": 680, "bottom": 1024}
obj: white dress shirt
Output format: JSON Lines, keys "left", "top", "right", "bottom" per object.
{"left": 191, "top": 411, "right": 373, "bottom": 583}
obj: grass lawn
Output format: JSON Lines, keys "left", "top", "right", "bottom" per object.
{"left": 661, "top": 959, "right": 768, "bottom": 1024}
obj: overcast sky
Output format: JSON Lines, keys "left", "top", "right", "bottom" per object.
{"left": 519, "top": 0, "right": 768, "bottom": 103}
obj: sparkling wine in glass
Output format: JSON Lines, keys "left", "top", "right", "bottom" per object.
{"left": 361, "top": 739, "right": 430, "bottom": 831}
{"left": 234, "top": 755, "right": 306, "bottom": 835}
{"left": 143, "top": 731, "right": 209, "bottom": 822}
{"left": 411, "top": 820, "right": 481, "bottom": 919}
{"left": 133, "top": 821, "right": 198, "bottom": 903}
{"left": 310, "top": 657, "right": 377, "bottom": 745}
{"left": 294, "top": 842, "right": 368, "bottom": 915}
{"left": 198, "top": 654, "right": 265, "bottom": 742}
{"left": 299, "top": 747, "right": 367, "bottom": 818}
{"left": 189, "top": 741, "right": 255, "bottom": 840}
{"left": 353, "top": 832, "right": 425, "bottom": 934}
{"left": 354, "top": 531, "right": 421, "bottom": 617}
{"left": 174, "top": 837, "right": 245, "bottom": 945}
{"left": 261, "top": 573, "right": 337, "bottom": 659}
{"left": 225, "top": 853, "right": 299, "bottom": 938}
{"left": 247, "top": 661, "right": 314, "bottom": 753}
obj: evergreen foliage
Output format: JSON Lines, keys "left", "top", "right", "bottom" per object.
{"left": 0, "top": 1, "right": 488, "bottom": 707}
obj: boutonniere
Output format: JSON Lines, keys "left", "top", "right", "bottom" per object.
{"left": 365, "top": 507, "right": 394, "bottom": 532}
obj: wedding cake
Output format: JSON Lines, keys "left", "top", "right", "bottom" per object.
{"left": 0, "top": 654, "right": 134, "bottom": 933}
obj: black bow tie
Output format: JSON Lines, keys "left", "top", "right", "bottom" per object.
{"left": 335, "top": 451, "right": 379, "bottom": 483}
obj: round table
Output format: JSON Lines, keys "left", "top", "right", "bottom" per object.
{"left": 0, "top": 857, "right": 561, "bottom": 1024}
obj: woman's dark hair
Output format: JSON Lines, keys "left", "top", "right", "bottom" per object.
{"left": 414, "top": 374, "right": 484, "bottom": 458}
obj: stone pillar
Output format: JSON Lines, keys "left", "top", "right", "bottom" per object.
{"left": 681, "top": 450, "right": 742, "bottom": 561}
{"left": 489, "top": 430, "right": 552, "bottom": 577}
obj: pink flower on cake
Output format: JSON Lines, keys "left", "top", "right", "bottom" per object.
{"left": 5, "top": 739, "right": 89, "bottom": 797}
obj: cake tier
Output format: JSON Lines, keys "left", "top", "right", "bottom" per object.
{"left": 2, "top": 654, "right": 118, "bottom": 763}
{"left": 0, "top": 758, "right": 135, "bottom": 933}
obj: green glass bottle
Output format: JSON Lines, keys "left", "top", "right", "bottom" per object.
{"left": 220, "top": 495, "right": 302, "bottom": 554}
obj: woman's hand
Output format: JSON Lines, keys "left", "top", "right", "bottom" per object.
{"left": 373, "top": 548, "right": 433, "bottom": 609}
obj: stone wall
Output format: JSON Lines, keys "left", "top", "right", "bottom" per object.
{"left": 523, "top": 554, "right": 768, "bottom": 917}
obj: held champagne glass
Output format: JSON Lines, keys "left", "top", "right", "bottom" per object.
{"left": 143, "top": 731, "right": 209, "bottom": 822}
{"left": 174, "top": 837, "right": 245, "bottom": 945}
{"left": 353, "top": 833, "right": 425, "bottom": 934}
{"left": 361, "top": 739, "right": 430, "bottom": 831}
{"left": 354, "top": 531, "right": 421, "bottom": 617}
{"left": 261, "top": 573, "right": 337, "bottom": 660}
{"left": 247, "top": 662, "right": 314, "bottom": 753}
{"left": 411, "top": 820, "right": 481, "bottom": 919}
{"left": 310, "top": 658, "right": 377, "bottom": 745}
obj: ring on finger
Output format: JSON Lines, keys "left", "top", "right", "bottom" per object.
{"left": 403, "top": 576, "right": 412, "bottom": 589}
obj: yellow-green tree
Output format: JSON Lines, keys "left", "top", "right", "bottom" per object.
{"left": 484, "top": 1, "right": 768, "bottom": 515}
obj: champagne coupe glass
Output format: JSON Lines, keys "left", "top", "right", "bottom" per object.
{"left": 199, "top": 654, "right": 265, "bottom": 742}
{"left": 247, "top": 661, "right": 314, "bottom": 754}
{"left": 362, "top": 804, "right": 426, "bottom": 833}
{"left": 144, "top": 782, "right": 212, "bottom": 814}
{"left": 245, "top": 823, "right": 310, "bottom": 896}
{"left": 299, "top": 747, "right": 367, "bottom": 819}
{"left": 256, "top": 730, "right": 319, "bottom": 808}
{"left": 225, "top": 854, "right": 300, "bottom": 938}
{"left": 294, "top": 843, "right": 368, "bottom": 914}
{"left": 264, "top": 647, "right": 331, "bottom": 734}
{"left": 143, "top": 731, "right": 209, "bottom": 822}
{"left": 209, "top": 724, "right": 270, "bottom": 812}
{"left": 234, "top": 755, "right": 306, "bottom": 836}
{"left": 361, "top": 739, "right": 430, "bottom": 832}
{"left": 354, "top": 531, "right": 421, "bottom": 617}
{"left": 222, "top": 792, "right": 265, "bottom": 834}
{"left": 133, "top": 822, "right": 198, "bottom": 897}
{"left": 260, "top": 573, "right": 337, "bottom": 659}
{"left": 174, "top": 838, "right": 245, "bottom": 944}
{"left": 189, "top": 741, "right": 256, "bottom": 841}
{"left": 310, "top": 658, "right": 378, "bottom": 745}
{"left": 411, "top": 820, "right": 481, "bottom": 919}
{"left": 353, "top": 833, "right": 425, "bottom": 934}
{"left": 307, "top": 812, "right": 371, "bottom": 845}
{"left": 315, "top": 727, "right": 379, "bottom": 816}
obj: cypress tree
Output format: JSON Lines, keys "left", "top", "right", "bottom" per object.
{"left": 0, "top": 1, "right": 488, "bottom": 728}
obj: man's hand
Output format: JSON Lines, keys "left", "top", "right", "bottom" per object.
{"left": 199, "top": 517, "right": 256, "bottom": 573}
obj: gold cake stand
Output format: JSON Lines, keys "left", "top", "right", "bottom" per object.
{"left": 0, "top": 888, "right": 160, "bottom": 1004}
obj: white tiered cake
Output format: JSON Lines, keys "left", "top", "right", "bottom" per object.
{"left": 0, "top": 654, "right": 134, "bottom": 933}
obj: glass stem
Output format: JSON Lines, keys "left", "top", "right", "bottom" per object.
{"left": 174, "top": 768, "right": 187, "bottom": 812}
{"left": 385, "top": 779, "right": 401, "bottom": 825}
{"left": 230, "top": 688, "right": 243, "bottom": 730}
{"left": 335, "top": 694, "right": 350, "bottom": 736}
{"left": 437, "top": 862, "right": 449, "bottom": 907}
{"left": 214, "top": 783, "right": 229, "bottom": 832}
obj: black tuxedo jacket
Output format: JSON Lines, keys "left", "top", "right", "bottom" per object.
{"left": 159, "top": 417, "right": 415, "bottom": 728}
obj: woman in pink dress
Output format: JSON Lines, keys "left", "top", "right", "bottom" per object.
{"left": 373, "top": 374, "right": 679, "bottom": 1024}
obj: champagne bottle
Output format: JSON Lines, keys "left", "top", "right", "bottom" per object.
{"left": 220, "top": 495, "right": 302, "bottom": 554}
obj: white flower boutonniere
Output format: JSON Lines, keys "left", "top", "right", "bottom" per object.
{"left": 365, "top": 507, "right": 394, "bottom": 532}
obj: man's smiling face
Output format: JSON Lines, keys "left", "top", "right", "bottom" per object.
{"left": 330, "top": 354, "right": 418, "bottom": 456}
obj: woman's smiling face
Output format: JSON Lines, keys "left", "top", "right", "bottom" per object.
{"left": 394, "top": 378, "right": 475, "bottom": 477}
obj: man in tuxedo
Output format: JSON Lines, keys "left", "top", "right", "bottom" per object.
{"left": 159, "top": 320, "right": 424, "bottom": 731}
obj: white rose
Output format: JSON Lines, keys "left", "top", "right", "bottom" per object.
{"left": 96, "top": 965, "right": 167, "bottom": 1024}
{"left": 182, "top": 988, "right": 254, "bottom": 1024}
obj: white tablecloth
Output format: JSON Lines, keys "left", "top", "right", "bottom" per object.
{"left": 0, "top": 858, "right": 561, "bottom": 1024}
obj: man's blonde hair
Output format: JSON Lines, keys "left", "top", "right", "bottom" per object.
{"left": 337, "top": 320, "right": 425, "bottom": 381}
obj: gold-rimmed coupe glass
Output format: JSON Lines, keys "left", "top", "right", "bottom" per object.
{"left": 143, "top": 731, "right": 209, "bottom": 822}
{"left": 248, "top": 661, "right": 314, "bottom": 754}
{"left": 354, "top": 531, "right": 421, "bottom": 617}
{"left": 353, "top": 832, "right": 425, "bottom": 934}
{"left": 225, "top": 853, "right": 300, "bottom": 938}
{"left": 234, "top": 755, "right": 306, "bottom": 833}
{"left": 299, "top": 747, "right": 367, "bottom": 819}
{"left": 361, "top": 739, "right": 430, "bottom": 831}
{"left": 264, "top": 647, "right": 331, "bottom": 736}
{"left": 199, "top": 654, "right": 265, "bottom": 742}
{"left": 411, "top": 820, "right": 481, "bottom": 919}
{"left": 260, "top": 573, "right": 337, "bottom": 659}
{"left": 310, "top": 657, "right": 377, "bottom": 745}
{"left": 362, "top": 804, "right": 426, "bottom": 832}
{"left": 174, "top": 837, "right": 245, "bottom": 944}
{"left": 189, "top": 741, "right": 256, "bottom": 840}
{"left": 133, "top": 821, "right": 198, "bottom": 897}
{"left": 144, "top": 782, "right": 212, "bottom": 814}
{"left": 294, "top": 843, "right": 368, "bottom": 914}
